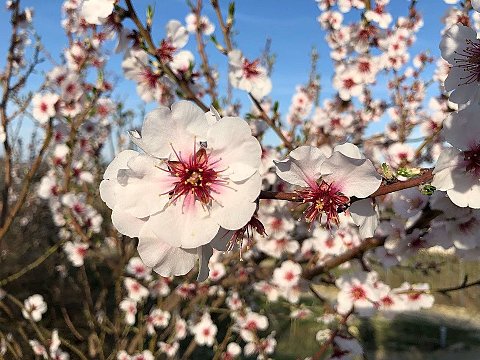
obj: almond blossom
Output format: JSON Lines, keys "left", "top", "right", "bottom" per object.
{"left": 124, "top": 278, "right": 149, "bottom": 302}
{"left": 274, "top": 143, "right": 381, "bottom": 232}
{"left": 440, "top": 24, "right": 480, "bottom": 104}
{"left": 119, "top": 298, "right": 137, "bottom": 325}
{"left": 335, "top": 271, "right": 380, "bottom": 317}
{"left": 191, "top": 313, "right": 217, "bottom": 346}
{"left": 22, "top": 294, "right": 47, "bottom": 322}
{"left": 185, "top": 13, "right": 215, "bottom": 35}
{"left": 158, "top": 342, "right": 180, "bottom": 357}
{"left": 32, "top": 93, "right": 59, "bottom": 124}
{"left": 228, "top": 49, "right": 272, "bottom": 99}
{"left": 100, "top": 102, "right": 262, "bottom": 280}
{"left": 156, "top": 20, "right": 189, "bottom": 63}
{"left": 63, "top": 241, "right": 88, "bottom": 267}
{"left": 432, "top": 103, "right": 480, "bottom": 208}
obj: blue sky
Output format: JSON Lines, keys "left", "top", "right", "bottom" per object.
{"left": 0, "top": 0, "right": 453, "bottom": 147}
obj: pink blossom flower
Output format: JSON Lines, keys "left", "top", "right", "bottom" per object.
{"left": 274, "top": 143, "right": 381, "bottom": 231}
{"left": 209, "top": 262, "right": 226, "bottom": 281}
{"left": 156, "top": 20, "right": 189, "bottom": 63}
{"left": 100, "top": 102, "right": 262, "bottom": 280}
{"left": 336, "top": 271, "right": 380, "bottom": 316}
{"left": 146, "top": 308, "right": 170, "bottom": 335}
{"left": 63, "top": 241, "right": 89, "bottom": 267}
{"left": 394, "top": 282, "right": 434, "bottom": 310}
{"left": 432, "top": 103, "right": 480, "bottom": 208}
{"left": 191, "top": 313, "right": 217, "bottom": 346}
{"left": 228, "top": 49, "right": 272, "bottom": 99}
{"left": 22, "top": 294, "right": 47, "bottom": 322}
{"left": 124, "top": 278, "right": 149, "bottom": 302}
{"left": 238, "top": 311, "right": 269, "bottom": 342}
{"left": 32, "top": 93, "right": 59, "bottom": 124}
{"left": 222, "top": 342, "right": 241, "bottom": 359}
{"left": 185, "top": 13, "right": 215, "bottom": 35}
{"left": 158, "top": 342, "right": 179, "bottom": 357}
{"left": 80, "top": 0, "right": 115, "bottom": 25}
{"left": 131, "top": 351, "right": 154, "bottom": 360}
{"left": 126, "top": 257, "right": 152, "bottom": 280}
{"left": 440, "top": 24, "right": 480, "bottom": 104}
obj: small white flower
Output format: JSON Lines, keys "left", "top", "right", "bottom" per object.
{"left": 228, "top": 49, "right": 272, "bottom": 99}
{"left": 64, "top": 241, "right": 89, "bottom": 267}
{"left": 185, "top": 13, "right": 215, "bottom": 35}
{"left": 124, "top": 278, "right": 149, "bottom": 302}
{"left": 191, "top": 313, "right": 217, "bottom": 346}
{"left": 336, "top": 271, "right": 380, "bottom": 317}
{"left": 22, "top": 295, "right": 47, "bottom": 322}
{"left": 32, "top": 93, "right": 59, "bottom": 124}
{"left": 119, "top": 298, "right": 137, "bottom": 325}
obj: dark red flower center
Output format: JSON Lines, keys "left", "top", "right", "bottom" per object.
{"left": 165, "top": 144, "right": 227, "bottom": 206}
{"left": 297, "top": 180, "right": 349, "bottom": 228}
{"left": 157, "top": 39, "right": 176, "bottom": 63}
{"left": 242, "top": 58, "right": 261, "bottom": 79}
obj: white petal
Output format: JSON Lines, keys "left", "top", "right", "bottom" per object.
{"left": 136, "top": 102, "right": 208, "bottom": 158}
{"left": 473, "top": 0, "right": 480, "bottom": 11}
{"left": 274, "top": 146, "right": 327, "bottom": 188}
{"left": 103, "top": 150, "right": 139, "bottom": 179}
{"left": 321, "top": 152, "right": 381, "bottom": 198}
{"left": 145, "top": 201, "right": 220, "bottom": 248}
{"left": 447, "top": 172, "right": 480, "bottom": 208}
{"left": 166, "top": 20, "right": 188, "bottom": 49}
{"left": 333, "top": 143, "right": 364, "bottom": 159}
{"left": 196, "top": 245, "right": 213, "bottom": 282}
{"left": 210, "top": 173, "right": 261, "bottom": 230}
{"left": 442, "top": 104, "right": 480, "bottom": 150}
{"left": 207, "top": 116, "right": 262, "bottom": 181}
{"left": 432, "top": 147, "right": 461, "bottom": 190}
{"left": 349, "top": 199, "right": 379, "bottom": 238}
{"left": 440, "top": 24, "right": 476, "bottom": 63}
{"left": 137, "top": 224, "right": 197, "bottom": 276}
{"left": 111, "top": 208, "right": 146, "bottom": 238}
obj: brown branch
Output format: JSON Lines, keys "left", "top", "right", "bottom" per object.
{"left": 0, "top": 0, "right": 20, "bottom": 239}
{"left": 249, "top": 93, "right": 293, "bottom": 150}
{"left": 435, "top": 275, "right": 480, "bottom": 296}
{"left": 0, "top": 119, "right": 54, "bottom": 242}
{"left": 0, "top": 238, "right": 65, "bottom": 287}
{"left": 303, "top": 237, "right": 385, "bottom": 280}
{"left": 312, "top": 310, "right": 353, "bottom": 360}
{"left": 192, "top": 0, "right": 218, "bottom": 102}
{"left": 210, "top": 0, "right": 233, "bottom": 52}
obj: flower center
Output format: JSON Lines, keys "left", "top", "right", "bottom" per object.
{"left": 453, "top": 39, "right": 480, "bottom": 85}
{"left": 165, "top": 144, "right": 227, "bottom": 206}
{"left": 464, "top": 144, "right": 480, "bottom": 176}
{"left": 297, "top": 180, "right": 350, "bottom": 228}
{"left": 157, "top": 39, "right": 177, "bottom": 63}
{"left": 242, "top": 58, "right": 261, "bottom": 79}
{"left": 350, "top": 285, "right": 367, "bottom": 300}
